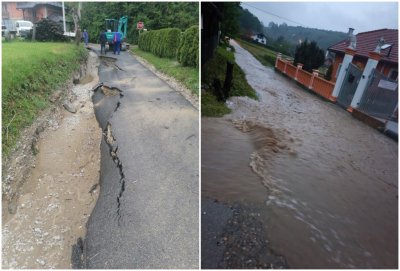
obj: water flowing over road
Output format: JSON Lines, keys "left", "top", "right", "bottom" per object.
{"left": 202, "top": 40, "right": 397, "bottom": 268}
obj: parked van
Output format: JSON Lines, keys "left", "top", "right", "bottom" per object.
{"left": 15, "top": 20, "right": 33, "bottom": 37}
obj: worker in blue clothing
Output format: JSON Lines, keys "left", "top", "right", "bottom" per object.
{"left": 83, "top": 29, "right": 89, "bottom": 46}
{"left": 113, "top": 31, "right": 122, "bottom": 55}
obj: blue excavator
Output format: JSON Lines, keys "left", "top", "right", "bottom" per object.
{"left": 105, "top": 16, "right": 129, "bottom": 51}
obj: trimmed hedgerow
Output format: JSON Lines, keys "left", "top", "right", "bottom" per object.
{"left": 177, "top": 25, "right": 198, "bottom": 67}
{"left": 138, "top": 28, "right": 181, "bottom": 58}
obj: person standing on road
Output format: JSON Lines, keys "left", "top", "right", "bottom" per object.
{"left": 83, "top": 29, "right": 89, "bottom": 46}
{"left": 99, "top": 30, "right": 107, "bottom": 55}
{"left": 113, "top": 31, "right": 121, "bottom": 55}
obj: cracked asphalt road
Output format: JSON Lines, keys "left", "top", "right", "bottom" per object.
{"left": 81, "top": 47, "right": 199, "bottom": 268}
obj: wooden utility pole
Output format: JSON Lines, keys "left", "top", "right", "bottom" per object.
{"left": 223, "top": 61, "right": 234, "bottom": 100}
{"left": 32, "top": 24, "right": 36, "bottom": 41}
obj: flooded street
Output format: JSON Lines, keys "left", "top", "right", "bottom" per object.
{"left": 202, "top": 40, "right": 398, "bottom": 268}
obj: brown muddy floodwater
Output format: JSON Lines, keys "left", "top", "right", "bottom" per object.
{"left": 202, "top": 118, "right": 267, "bottom": 203}
{"left": 201, "top": 40, "right": 398, "bottom": 268}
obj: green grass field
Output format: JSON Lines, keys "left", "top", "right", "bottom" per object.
{"left": 131, "top": 46, "right": 199, "bottom": 95}
{"left": 201, "top": 46, "right": 257, "bottom": 117}
{"left": 236, "top": 38, "right": 278, "bottom": 67}
{"left": 2, "top": 41, "right": 87, "bottom": 157}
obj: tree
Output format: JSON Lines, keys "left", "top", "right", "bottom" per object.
{"left": 68, "top": 2, "right": 82, "bottom": 45}
{"left": 220, "top": 2, "right": 241, "bottom": 38}
{"left": 239, "top": 8, "right": 264, "bottom": 34}
{"left": 294, "top": 40, "right": 324, "bottom": 72}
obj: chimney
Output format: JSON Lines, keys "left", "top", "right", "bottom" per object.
{"left": 347, "top": 27, "right": 356, "bottom": 50}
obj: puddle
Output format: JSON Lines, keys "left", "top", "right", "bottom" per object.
{"left": 100, "top": 85, "right": 121, "bottom": 96}
{"left": 79, "top": 75, "right": 94, "bottom": 85}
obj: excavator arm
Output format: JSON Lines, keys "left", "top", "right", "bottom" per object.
{"left": 118, "top": 16, "right": 128, "bottom": 40}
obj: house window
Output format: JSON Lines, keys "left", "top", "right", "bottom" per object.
{"left": 388, "top": 69, "right": 398, "bottom": 81}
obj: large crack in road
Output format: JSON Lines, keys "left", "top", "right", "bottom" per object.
{"left": 93, "top": 84, "right": 126, "bottom": 224}
{"left": 74, "top": 47, "right": 198, "bottom": 269}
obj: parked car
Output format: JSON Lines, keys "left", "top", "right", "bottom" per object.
{"left": 15, "top": 20, "right": 33, "bottom": 37}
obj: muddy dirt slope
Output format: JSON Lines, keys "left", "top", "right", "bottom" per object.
{"left": 2, "top": 52, "right": 102, "bottom": 269}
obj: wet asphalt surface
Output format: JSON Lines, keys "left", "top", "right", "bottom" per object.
{"left": 76, "top": 46, "right": 198, "bottom": 268}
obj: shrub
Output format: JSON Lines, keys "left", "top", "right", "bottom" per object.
{"left": 127, "top": 28, "right": 140, "bottom": 45}
{"left": 325, "top": 65, "right": 333, "bottom": 81}
{"left": 138, "top": 28, "right": 181, "bottom": 58}
{"left": 294, "top": 40, "right": 324, "bottom": 72}
{"left": 177, "top": 25, "right": 198, "bottom": 67}
{"left": 262, "top": 54, "right": 276, "bottom": 66}
{"left": 35, "top": 19, "right": 66, "bottom": 42}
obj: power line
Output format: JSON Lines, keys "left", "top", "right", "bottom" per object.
{"left": 242, "top": 3, "right": 308, "bottom": 28}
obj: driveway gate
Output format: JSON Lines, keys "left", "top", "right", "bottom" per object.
{"left": 337, "top": 63, "right": 363, "bottom": 109}
{"left": 358, "top": 69, "right": 398, "bottom": 119}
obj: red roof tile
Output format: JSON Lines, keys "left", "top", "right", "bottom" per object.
{"left": 328, "top": 29, "right": 398, "bottom": 64}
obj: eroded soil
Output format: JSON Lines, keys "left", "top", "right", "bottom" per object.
{"left": 2, "top": 52, "right": 102, "bottom": 269}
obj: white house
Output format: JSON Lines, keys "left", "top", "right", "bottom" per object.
{"left": 251, "top": 33, "right": 267, "bottom": 45}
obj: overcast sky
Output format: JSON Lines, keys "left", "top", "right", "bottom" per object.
{"left": 242, "top": 2, "right": 398, "bottom": 33}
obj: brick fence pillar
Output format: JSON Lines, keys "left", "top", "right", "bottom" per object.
{"left": 295, "top": 63, "right": 303, "bottom": 80}
{"left": 275, "top": 53, "right": 282, "bottom": 68}
{"left": 283, "top": 59, "right": 288, "bottom": 74}
{"left": 309, "top": 69, "right": 319, "bottom": 89}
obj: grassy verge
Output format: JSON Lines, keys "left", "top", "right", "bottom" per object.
{"left": 2, "top": 41, "right": 87, "bottom": 157}
{"left": 131, "top": 46, "right": 199, "bottom": 95}
{"left": 202, "top": 92, "right": 231, "bottom": 117}
{"left": 201, "top": 46, "right": 257, "bottom": 117}
{"left": 236, "top": 38, "right": 278, "bottom": 67}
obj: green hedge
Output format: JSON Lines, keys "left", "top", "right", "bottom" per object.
{"left": 138, "top": 28, "right": 181, "bottom": 58}
{"left": 177, "top": 25, "right": 198, "bottom": 67}
{"left": 35, "top": 18, "right": 67, "bottom": 42}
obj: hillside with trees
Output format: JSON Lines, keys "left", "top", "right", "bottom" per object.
{"left": 239, "top": 7, "right": 264, "bottom": 35}
{"left": 237, "top": 6, "right": 347, "bottom": 56}
{"left": 265, "top": 22, "right": 347, "bottom": 51}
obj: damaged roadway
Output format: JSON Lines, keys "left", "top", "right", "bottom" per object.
{"left": 75, "top": 48, "right": 199, "bottom": 268}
